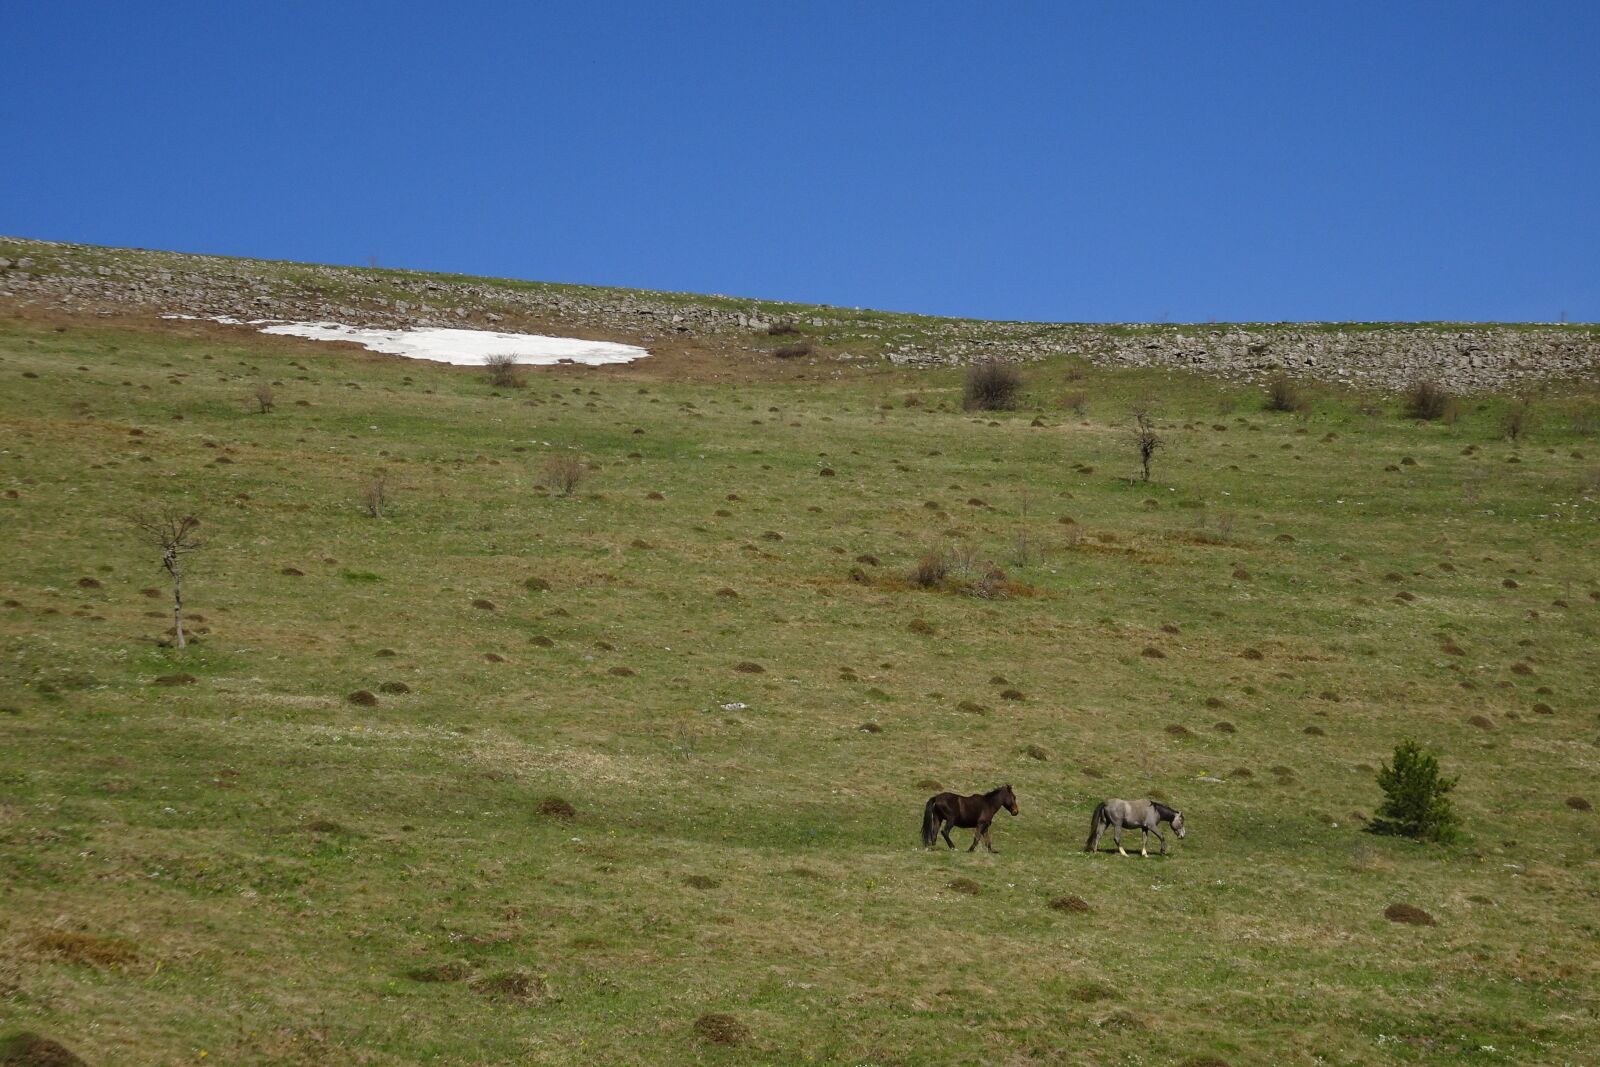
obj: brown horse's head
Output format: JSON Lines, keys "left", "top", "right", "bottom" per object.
{"left": 999, "top": 784, "right": 1019, "bottom": 816}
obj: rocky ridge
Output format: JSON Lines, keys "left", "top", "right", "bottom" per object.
{"left": 3, "top": 236, "right": 1596, "bottom": 391}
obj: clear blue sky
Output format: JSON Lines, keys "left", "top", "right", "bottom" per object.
{"left": 6, "top": 2, "right": 1597, "bottom": 323}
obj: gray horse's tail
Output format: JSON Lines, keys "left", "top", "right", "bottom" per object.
{"left": 921, "top": 798, "right": 939, "bottom": 847}
{"left": 1084, "top": 801, "right": 1107, "bottom": 852}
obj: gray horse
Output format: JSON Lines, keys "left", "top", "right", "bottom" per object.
{"left": 1084, "top": 798, "right": 1185, "bottom": 857}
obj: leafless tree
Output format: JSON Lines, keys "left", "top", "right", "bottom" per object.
{"left": 1134, "top": 411, "right": 1161, "bottom": 482}
{"left": 135, "top": 509, "right": 202, "bottom": 649}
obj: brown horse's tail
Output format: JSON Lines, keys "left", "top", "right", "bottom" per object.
{"left": 921, "top": 797, "right": 939, "bottom": 847}
{"left": 1084, "top": 801, "right": 1107, "bottom": 852}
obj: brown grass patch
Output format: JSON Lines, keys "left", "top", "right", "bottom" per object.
{"left": 1213, "top": 721, "right": 1236, "bottom": 734}
{"left": 1023, "top": 744, "right": 1047, "bottom": 761}
{"left": 471, "top": 598, "right": 496, "bottom": 611}
{"left": 407, "top": 960, "right": 472, "bottom": 983}
{"left": 1303, "top": 725, "right": 1326, "bottom": 736}
{"left": 684, "top": 874, "right": 720, "bottom": 890}
{"left": 1069, "top": 982, "right": 1116, "bottom": 1003}
{"left": 1384, "top": 903, "right": 1436, "bottom": 926}
{"left": 1532, "top": 702, "right": 1553, "bottom": 715}
{"left": 1240, "top": 648, "right": 1264, "bottom": 660}
{"left": 153, "top": 673, "right": 196, "bottom": 686}
{"left": 858, "top": 722, "right": 883, "bottom": 734}
{"left": 1566, "top": 796, "right": 1592, "bottom": 812}
{"left": 1467, "top": 715, "right": 1494, "bottom": 730}
{"left": 347, "top": 689, "right": 377, "bottom": 706}
{"left": 907, "top": 618, "right": 935, "bottom": 635}
{"left": 607, "top": 666, "right": 634, "bottom": 677}
{"left": 377, "top": 681, "right": 410, "bottom": 694}
{"left": 734, "top": 661, "right": 765, "bottom": 673}
{"left": 947, "top": 877, "right": 982, "bottom": 895}
{"left": 999, "top": 688, "right": 1024, "bottom": 701}
{"left": 692, "top": 1013, "right": 749, "bottom": 1046}
{"left": 956, "top": 700, "right": 988, "bottom": 715}
{"left": 471, "top": 968, "right": 549, "bottom": 1004}
{"left": 1165, "top": 724, "right": 1192, "bottom": 738}
{"left": 27, "top": 930, "right": 138, "bottom": 968}
{"left": 916, "top": 779, "right": 943, "bottom": 791}
{"left": 1049, "top": 894, "right": 1091, "bottom": 914}
{"left": 1140, "top": 646, "right": 1166, "bottom": 659}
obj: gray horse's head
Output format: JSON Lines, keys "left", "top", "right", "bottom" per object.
{"left": 1171, "top": 810, "right": 1186, "bottom": 838}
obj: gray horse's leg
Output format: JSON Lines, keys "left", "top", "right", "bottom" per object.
{"left": 1140, "top": 827, "right": 1150, "bottom": 857}
{"left": 1113, "top": 823, "right": 1127, "bottom": 857}
{"left": 1151, "top": 827, "right": 1168, "bottom": 855}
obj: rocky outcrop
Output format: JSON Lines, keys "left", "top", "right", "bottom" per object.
{"left": 2, "top": 236, "right": 1595, "bottom": 391}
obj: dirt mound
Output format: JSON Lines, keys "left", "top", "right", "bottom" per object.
{"left": 537, "top": 796, "right": 576, "bottom": 820}
{"left": 1384, "top": 903, "right": 1436, "bottom": 926}
{"left": 347, "top": 690, "right": 377, "bottom": 706}
{"left": 947, "top": 878, "right": 981, "bottom": 895}
{"left": 0, "top": 1032, "right": 86, "bottom": 1066}
{"left": 1049, "top": 895, "right": 1091, "bottom": 914}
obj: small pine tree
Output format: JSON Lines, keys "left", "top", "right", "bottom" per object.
{"left": 1368, "top": 739, "right": 1460, "bottom": 843}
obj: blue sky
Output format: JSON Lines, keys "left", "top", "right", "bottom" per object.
{"left": 5, "top": 2, "right": 1597, "bottom": 322}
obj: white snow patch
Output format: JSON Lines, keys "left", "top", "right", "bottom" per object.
{"left": 159, "top": 314, "right": 648, "bottom": 366}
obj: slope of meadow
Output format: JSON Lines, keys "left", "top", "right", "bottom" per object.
{"left": 1, "top": 303, "right": 1598, "bottom": 1064}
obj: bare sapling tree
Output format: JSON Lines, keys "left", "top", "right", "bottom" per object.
{"left": 1134, "top": 411, "right": 1161, "bottom": 482}
{"left": 136, "top": 509, "right": 202, "bottom": 649}
{"left": 363, "top": 472, "right": 389, "bottom": 518}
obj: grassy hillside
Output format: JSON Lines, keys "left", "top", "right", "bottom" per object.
{"left": 1, "top": 311, "right": 1598, "bottom": 1065}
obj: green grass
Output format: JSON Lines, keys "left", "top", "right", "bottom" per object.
{"left": 1, "top": 314, "right": 1598, "bottom": 1065}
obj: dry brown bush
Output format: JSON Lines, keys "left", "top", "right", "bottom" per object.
{"left": 1263, "top": 374, "right": 1309, "bottom": 413}
{"left": 541, "top": 454, "right": 586, "bottom": 497}
{"left": 963, "top": 362, "right": 1022, "bottom": 411}
{"left": 1403, "top": 379, "right": 1455, "bottom": 421}
{"left": 482, "top": 354, "right": 524, "bottom": 388}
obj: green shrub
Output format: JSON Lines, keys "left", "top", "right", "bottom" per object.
{"left": 1367, "top": 739, "right": 1460, "bottom": 843}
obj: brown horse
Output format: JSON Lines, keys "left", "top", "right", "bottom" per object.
{"left": 921, "top": 785, "right": 1019, "bottom": 852}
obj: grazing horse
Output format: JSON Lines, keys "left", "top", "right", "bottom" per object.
{"left": 921, "top": 785, "right": 1019, "bottom": 852}
{"left": 1084, "top": 798, "right": 1185, "bottom": 857}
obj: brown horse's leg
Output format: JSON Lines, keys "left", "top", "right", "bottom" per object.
{"left": 984, "top": 824, "right": 998, "bottom": 853}
{"left": 967, "top": 821, "right": 982, "bottom": 852}
{"left": 940, "top": 819, "right": 955, "bottom": 849}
